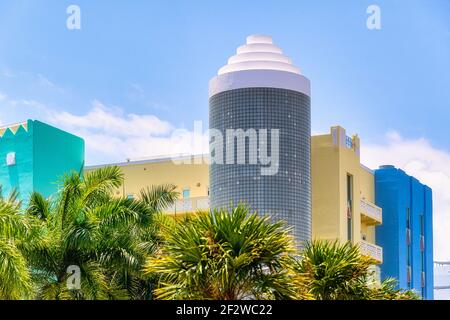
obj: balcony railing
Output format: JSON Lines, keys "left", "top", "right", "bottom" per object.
{"left": 360, "top": 198, "right": 382, "bottom": 225}
{"left": 360, "top": 240, "right": 383, "bottom": 264}
{"left": 166, "top": 196, "right": 210, "bottom": 214}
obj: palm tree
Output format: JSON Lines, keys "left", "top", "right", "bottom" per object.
{"left": 0, "top": 188, "right": 33, "bottom": 299}
{"left": 370, "top": 277, "right": 419, "bottom": 300}
{"left": 23, "top": 166, "right": 178, "bottom": 300}
{"left": 291, "top": 240, "right": 418, "bottom": 300}
{"left": 105, "top": 184, "right": 179, "bottom": 300}
{"left": 144, "top": 204, "right": 298, "bottom": 300}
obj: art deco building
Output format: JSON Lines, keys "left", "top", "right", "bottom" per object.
{"left": 0, "top": 120, "right": 84, "bottom": 203}
{"left": 375, "top": 166, "right": 434, "bottom": 299}
{"left": 311, "top": 126, "right": 383, "bottom": 273}
{"left": 208, "top": 35, "right": 312, "bottom": 245}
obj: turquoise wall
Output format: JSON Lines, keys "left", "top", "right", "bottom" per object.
{"left": 0, "top": 120, "right": 85, "bottom": 203}
{"left": 0, "top": 123, "right": 34, "bottom": 201}
{"left": 32, "top": 120, "right": 85, "bottom": 198}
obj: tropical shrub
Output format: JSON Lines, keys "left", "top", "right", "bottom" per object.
{"left": 144, "top": 204, "right": 298, "bottom": 300}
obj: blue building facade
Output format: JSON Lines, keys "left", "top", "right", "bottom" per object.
{"left": 375, "top": 165, "right": 434, "bottom": 299}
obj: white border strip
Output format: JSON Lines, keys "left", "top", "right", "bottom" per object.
{"left": 209, "top": 69, "right": 311, "bottom": 98}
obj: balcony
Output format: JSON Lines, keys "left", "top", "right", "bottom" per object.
{"left": 360, "top": 240, "right": 383, "bottom": 264}
{"left": 166, "top": 196, "right": 210, "bottom": 215}
{"left": 360, "top": 198, "right": 382, "bottom": 226}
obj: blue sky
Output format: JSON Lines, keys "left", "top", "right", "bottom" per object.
{"left": 0, "top": 0, "right": 449, "bottom": 156}
{"left": 1, "top": 0, "right": 450, "bottom": 282}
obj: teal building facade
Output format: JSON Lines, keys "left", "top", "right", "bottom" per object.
{"left": 0, "top": 120, "right": 85, "bottom": 202}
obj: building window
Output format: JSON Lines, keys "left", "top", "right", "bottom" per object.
{"left": 346, "top": 174, "right": 353, "bottom": 242}
{"left": 406, "top": 207, "right": 412, "bottom": 289}
{"left": 407, "top": 266, "right": 412, "bottom": 285}
{"left": 407, "top": 246, "right": 411, "bottom": 269}
{"left": 406, "top": 208, "right": 411, "bottom": 229}
{"left": 345, "top": 136, "right": 353, "bottom": 149}
{"left": 183, "top": 189, "right": 190, "bottom": 199}
{"left": 420, "top": 214, "right": 425, "bottom": 249}
{"left": 420, "top": 214, "right": 425, "bottom": 298}
{"left": 6, "top": 152, "right": 16, "bottom": 166}
{"left": 421, "top": 271, "right": 426, "bottom": 299}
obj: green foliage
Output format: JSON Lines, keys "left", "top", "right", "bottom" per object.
{"left": 370, "top": 277, "right": 420, "bottom": 300}
{"left": 0, "top": 189, "right": 33, "bottom": 299}
{"left": 291, "top": 240, "right": 419, "bottom": 300}
{"left": 144, "top": 204, "right": 297, "bottom": 300}
{"left": 139, "top": 184, "right": 179, "bottom": 212}
{"left": 20, "top": 166, "right": 177, "bottom": 300}
{"left": 0, "top": 175, "right": 420, "bottom": 300}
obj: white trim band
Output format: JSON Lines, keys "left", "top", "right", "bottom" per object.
{"left": 209, "top": 69, "right": 311, "bottom": 98}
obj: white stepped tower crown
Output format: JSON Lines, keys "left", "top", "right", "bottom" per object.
{"left": 218, "top": 35, "right": 301, "bottom": 75}
{"left": 209, "top": 34, "right": 310, "bottom": 98}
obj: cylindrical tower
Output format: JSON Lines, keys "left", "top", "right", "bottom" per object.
{"left": 208, "top": 35, "right": 311, "bottom": 245}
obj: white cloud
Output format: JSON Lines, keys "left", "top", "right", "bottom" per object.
{"left": 46, "top": 101, "right": 208, "bottom": 165}
{"left": 50, "top": 101, "right": 173, "bottom": 137}
{"left": 4, "top": 80, "right": 447, "bottom": 261}
{"left": 0, "top": 91, "right": 208, "bottom": 165}
{"left": 361, "top": 131, "right": 450, "bottom": 261}
{"left": 0, "top": 95, "right": 50, "bottom": 124}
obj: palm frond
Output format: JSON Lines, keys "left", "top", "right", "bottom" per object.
{"left": 144, "top": 204, "right": 296, "bottom": 300}
{"left": 0, "top": 239, "right": 32, "bottom": 299}
{"left": 82, "top": 166, "right": 123, "bottom": 203}
{"left": 26, "top": 192, "right": 51, "bottom": 221}
{"left": 139, "top": 184, "right": 179, "bottom": 212}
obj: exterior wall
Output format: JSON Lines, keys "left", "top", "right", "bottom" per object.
{"left": 86, "top": 156, "right": 210, "bottom": 213}
{"left": 424, "top": 186, "right": 434, "bottom": 299}
{"left": 311, "top": 134, "right": 340, "bottom": 240}
{"left": 0, "top": 120, "right": 85, "bottom": 203}
{"left": 209, "top": 87, "right": 311, "bottom": 246}
{"left": 360, "top": 167, "right": 376, "bottom": 244}
{"left": 0, "top": 122, "right": 34, "bottom": 202}
{"left": 33, "top": 120, "right": 85, "bottom": 198}
{"left": 312, "top": 126, "right": 382, "bottom": 264}
{"left": 375, "top": 166, "right": 434, "bottom": 299}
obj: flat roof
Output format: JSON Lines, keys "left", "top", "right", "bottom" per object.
{"left": 360, "top": 164, "right": 374, "bottom": 174}
{"left": 85, "top": 154, "right": 209, "bottom": 169}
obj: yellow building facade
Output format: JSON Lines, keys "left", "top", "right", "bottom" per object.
{"left": 311, "top": 126, "right": 383, "bottom": 264}
{"left": 86, "top": 155, "right": 210, "bottom": 216}
{"left": 85, "top": 126, "right": 382, "bottom": 264}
